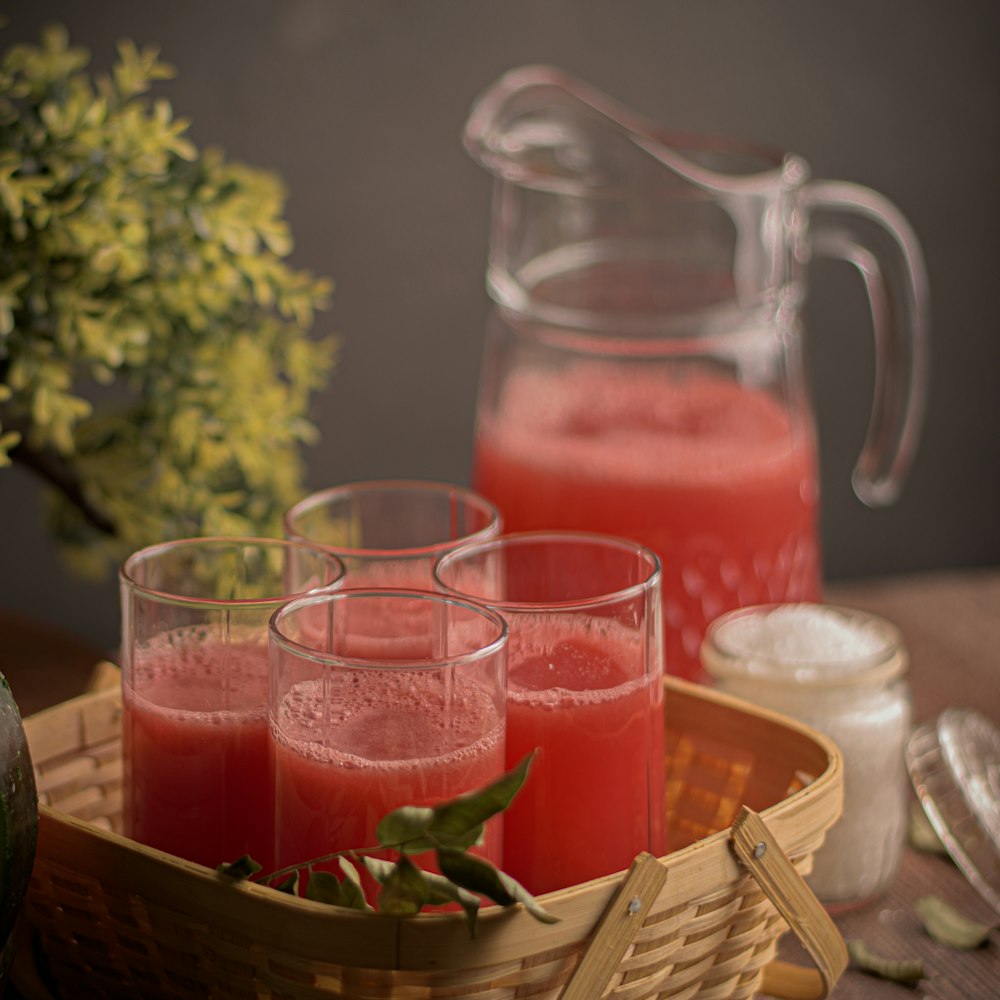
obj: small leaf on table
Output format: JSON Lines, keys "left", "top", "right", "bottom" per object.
{"left": 915, "top": 894, "right": 994, "bottom": 949}
{"left": 847, "top": 939, "right": 924, "bottom": 983}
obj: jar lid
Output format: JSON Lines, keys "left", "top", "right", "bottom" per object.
{"left": 702, "top": 603, "right": 906, "bottom": 688}
{"left": 906, "top": 708, "right": 1000, "bottom": 915}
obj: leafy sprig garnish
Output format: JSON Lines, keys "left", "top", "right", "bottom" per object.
{"left": 218, "top": 753, "right": 556, "bottom": 935}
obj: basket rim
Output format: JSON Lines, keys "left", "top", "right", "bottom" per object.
{"left": 25, "top": 674, "right": 844, "bottom": 973}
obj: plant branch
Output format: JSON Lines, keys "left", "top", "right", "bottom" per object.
{"left": 8, "top": 435, "right": 117, "bottom": 536}
{"left": 256, "top": 843, "right": 401, "bottom": 886}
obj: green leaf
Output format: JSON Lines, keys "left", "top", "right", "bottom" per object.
{"left": 915, "top": 895, "right": 993, "bottom": 949}
{"left": 436, "top": 849, "right": 557, "bottom": 924}
{"left": 214, "top": 754, "right": 550, "bottom": 933}
{"left": 424, "top": 821, "right": 484, "bottom": 854}
{"left": 360, "top": 857, "right": 396, "bottom": 885}
{"left": 436, "top": 849, "right": 514, "bottom": 904}
{"left": 847, "top": 939, "right": 924, "bottom": 984}
{"left": 273, "top": 872, "right": 299, "bottom": 895}
{"left": 337, "top": 857, "right": 373, "bottom": 912}
{"left": 427, "top": 752, "right": 534, "bottom": 851}
{"left": 375, "top": 856, "right": 429, "bottom": 916}
{"left": 305, "top": 870, "right": 366, "bottom": 910}
{"left": 216, "top": 854, "right": 262, "bottom": 881}
{"left": 376, "top": 806, "right": 435, "bottom": 851}
{"left": 418, "top": 869, "right": 482, "bottom": 937}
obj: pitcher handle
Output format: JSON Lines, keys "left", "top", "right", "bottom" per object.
{"left": 799, "top": 180, "right": 930, "bottom": 507}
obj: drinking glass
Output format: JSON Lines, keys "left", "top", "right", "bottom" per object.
{"left": 120, "top": 537, "right": 344, "bottom": 870}
{"left": 284, "top": 480, "right": 501, "bottom": 589}
{"left": 435, "top": 531, "right": 664, "bottom": 894}
{"left": 269, "top": 589, "right": 508, "bottom": 886}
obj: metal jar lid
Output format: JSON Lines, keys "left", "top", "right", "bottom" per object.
{"left": 906, "top": 707, "right": 1000, "bottom": 915}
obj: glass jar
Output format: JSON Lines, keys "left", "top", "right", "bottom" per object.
{"left": 702, "top": 603, "right": 911, "bottom": 911}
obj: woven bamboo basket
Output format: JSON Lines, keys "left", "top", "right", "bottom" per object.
{"left": 16, "top": 670, "right": 846, "bottom": 1000}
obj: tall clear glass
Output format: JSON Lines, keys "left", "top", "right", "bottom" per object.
{"left": 284, "top": 480, "right": 501, "bottom": 589}
{"left": 435, "top": 531, "right": 664, "bottom": 895}
{"left": 120, "top": 537, "right": 344, "bottom": 870}
{"left": 269, "top": 589, "right": 508, "bottom": 892}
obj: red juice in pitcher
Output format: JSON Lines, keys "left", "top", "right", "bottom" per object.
{"left": 474, "top": 365, "right": 821, "bottom": 680}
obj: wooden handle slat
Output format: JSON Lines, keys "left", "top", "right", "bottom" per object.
{"left": 560, "top": 852, "right": 667, "bottom": 1000}
{"left": 732, "top": 806, "right": 847, "bottom": 999}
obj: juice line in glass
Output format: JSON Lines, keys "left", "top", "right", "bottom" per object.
{"left": 120, "top": 537, "right": 344, "bottom": 870}
{"left": 269, "top": 589, "right": 508, "bottom": 893}
{"left": 436, "top": 531, "right": 665, "bottom": 895}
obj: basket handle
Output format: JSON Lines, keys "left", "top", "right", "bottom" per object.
{"left": 559, "top": 852, "right": 668, "bottom": 1000}
{"left": 731, "top": 806, "right": 848, "bottom": 1000}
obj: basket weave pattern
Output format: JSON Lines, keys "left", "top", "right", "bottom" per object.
{"left": 22, "top": 677, "right": 840, "bottom": 1000}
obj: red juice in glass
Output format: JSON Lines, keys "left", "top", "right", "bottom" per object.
{"left": 269, "top": 590, "right": 508, "bottom": 898}
{"left": 504, "top": 618, "right": 665, "bottom": 895}
{"left": 473, "top": 366, "right": 820, "bottom": 680}
{"left": 120, "top": 537, "right": 344, "bottom": 872}
{"left": 272, "top": 671, "right": 504, "bottom": 875}
{"left": 123, "top": 638, "right": 272, "bottom": 870}
{"left": 435, "top": 532, "right": 664, "bottom": 896}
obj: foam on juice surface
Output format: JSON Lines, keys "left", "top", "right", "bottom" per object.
{"left": 127, "top": 630, "right": 268, "bottom": 717}
{"left": 484, "top": 365, "right": 802, "bottom": 484}
{"left": 274, "top": 669, "right": 503, "bottom": 765}
{"left": 508, "top": 613, "right": 651, "bottom": 706}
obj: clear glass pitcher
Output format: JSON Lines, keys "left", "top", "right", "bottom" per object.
{"left": 463, "top": 65, "right": 930, "bottom": 681}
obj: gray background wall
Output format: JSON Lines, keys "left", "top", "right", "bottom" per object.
{"left": 2, "top": 1, "right": 998, "bottom": 654}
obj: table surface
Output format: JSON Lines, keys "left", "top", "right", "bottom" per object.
{"left": 3, "top": 567, "right": 999, "bottom": 999}
{"left": 801, "top": 569, "right": 1000, "bottom": 1000}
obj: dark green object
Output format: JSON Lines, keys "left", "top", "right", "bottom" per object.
{"left": 216, "top": 854, "right": 262, "bottom": 880}
{"left": 0, "top": 672, "right": 38, "bottom": 983}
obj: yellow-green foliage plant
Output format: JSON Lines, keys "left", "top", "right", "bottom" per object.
{"left": 0, "top": 25, "right": 335, "bottom": 574}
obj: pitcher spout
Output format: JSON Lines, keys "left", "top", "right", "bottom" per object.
{"left": 464, "top": 63, "right": 797, "bottom": 197}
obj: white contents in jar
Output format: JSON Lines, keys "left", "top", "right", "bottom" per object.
{"left": 706, "top": 603, "right": 911, "bottom": 908}
{"left": 713, "top": 604, "right": 890, "bottom": 680}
